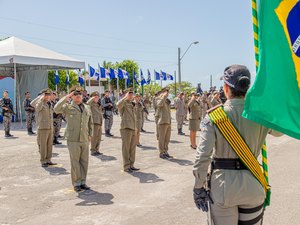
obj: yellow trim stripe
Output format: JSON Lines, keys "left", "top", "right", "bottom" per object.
{"left": 209, "top": 107, "right": 269, "bottom": 192}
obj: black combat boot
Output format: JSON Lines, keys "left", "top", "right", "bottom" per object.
{"left": 105, "top": 130, "right": 110, "bottom": 137}
{"left": 53, "top": 136, "right": 62, "bottom": 145}
{"left": 178, "top": 128, "right": 185, "bottom": 135}
{"left": 108, "top": 129, "right": 114, "bottom": 137}
{"left": 7, "top": 131, "right": 13, "bottom": 137}
{"left": 5, "top": 131, "right": 9, "bottom": 137}
{"left": 29, "top": 128, "right": 36, "bottom": 135}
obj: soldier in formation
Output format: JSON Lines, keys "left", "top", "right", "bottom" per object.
{"left": 51, "top": 92, "right": 62, "bottom": 145}
{"left": 87, "top": 91, "right": 103, "bottom": 156}
{"left": 116, "top": 88, "right": 139, "bottom": 173}
{"left": 0, "top": 90, "right": 14, "bottom": 137}
{"left": 101, "top": 90, "right": 114, "bottom": 137}
{"left": 31, "top": 88, "right": 56, "bottom": 167}
{"left": 54, "top": 86, "right": 93, "bottom": 192}
{"left": 23, "top": 91, "right": 36, "bottom": 135}
{"left": 174, "top": 92, "right": 185, "bottom": 135}
{"left": 188, "top": 92, "right": 202, "bottom": 149}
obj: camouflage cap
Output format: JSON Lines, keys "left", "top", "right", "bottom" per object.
{"left": 135, "top": 93, "right": 141, "bottom": 97}
{"left": 161, "top": 87, "right": 169, "bottom": 92}
{"left": 125, "top": 88, "right": 134, "bottom": 94}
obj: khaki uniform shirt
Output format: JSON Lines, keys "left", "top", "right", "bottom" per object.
{"left": 188, "top": 99, "right": 202, "bottom": 120}
{"left": 193, "top": 98, "right": 282, "bottom": 207}
{"left": 54, "top": 96, "right": 93, "bottom": 142}
{"left": 174, "top": 97, "right": 185, "bottom": 116}
{"left": 157, "top": 95, "right": 171, "bottom": 125}
{"left": 87, "top": 97, "right": 103, "bottom": 126}
{"left": 33, "top": 96, "right": 53, "bottom": 130}
{"left": 117, "top": 98, "right": 136, "bottom": 131}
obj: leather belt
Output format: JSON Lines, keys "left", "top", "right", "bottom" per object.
{"left": 212, "top": 158, "right": 247, "bottom": 170}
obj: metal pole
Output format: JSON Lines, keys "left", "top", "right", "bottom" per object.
{"left": 174, "top": 70, "right": 177, "bottom": 96}
{"left": 178, "top": 47, "right": 181, "bottom": 92}
{"left": 210, "top": 75, "right": 212, "bottom": 88}
{"left": 132, "top": 68, "right": 135, "bottom": 92}
{"left": 117, "top": 77, "right": 119, "bottom": 97}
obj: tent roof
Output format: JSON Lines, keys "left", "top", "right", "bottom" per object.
{"left": 0, "top": 37, "right": 85, "bottom": 70}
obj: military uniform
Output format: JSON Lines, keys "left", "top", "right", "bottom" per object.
{"left": 174, "top": 96, "right": 185, "bottom": 134}
{"left": 210, "top": 92, "right": 222, "bottom": 107}
{"left": 101, "top": 95, "right": 114, "bottom": 136}
{"left": 188, "top": 98, "right": 202, "bottom": 131}
{"left": 0, "top": 97, "right": 14, "bottom": 137}
{"left": 32, "top": 89, "right": 54, "bottom": 166}
{"left": 116, "top": 92, "right": 137, "bottom": 172}
{"left": 51, "top": 98, "right": 63, "bottom": 144}
{"left": 201, "top": 95, "right": 210, "bottom": 120}
{"left": 23, "top": 97, "right": 35, "bottom": 134}
{"left": 153, "top": 95, "right": 160, "bottom": 140}
{"left": 54, "top": 90, "right": 93, "bottom": 189}
{"left": 193, "top": 65, "right": 282, "bottom": 225}
{"left": 157, "top": 93, "right": 172, "bottom": 158}
{"left": 134, "top": 96, "right": 144, "bottom": 146}
{"left": 87, "top": 93, "right": 103, "bottom": 155}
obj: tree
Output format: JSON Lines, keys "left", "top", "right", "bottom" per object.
{"left": 166, "top": 81, "right": 196, "bottom": 97}
{"left": 102, "top": 60, "right": 139, "bottom": 91}
{"left": 48, "top": 70, "right": 80, "bottom": 93}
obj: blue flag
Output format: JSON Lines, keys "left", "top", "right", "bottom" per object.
{"left": 126, "top": 76, "right": 131, "bottom": 86}
{"left": 66, "top": 71, "right": 70, "bottom": 85}
{"left": 167, "top": 74, "right": 174, "bottom": 81}
{"left": 95, "top": 72, "right": 100, "bottom": 81}
{"left": 89, "top": 65, "right": 96, "bottom": 77}
{"left": 78, "top": 70, "right": 85, "bottom": 86}
{"left": 147, "top": 69, "right": 151, "bottom": 84}
{"left": 134, "top": 71, "right": 140, "bottom": 86}
{"left": 161, "top": 71, "right": 167, "bottom": 81}
{"left": 109, "top": 68, "right": 116, "bottom": 79}
{"left": 140, "top": 69, "right": 146, "bottom": 86}
{"left": 155, "top": 70, "right": 161, "bottom": 81}
{"left": 118, "top": 68, "right": 124, "bottom": 79}
{"left": 54, "top": 70, "right": 60, "bottom": 85}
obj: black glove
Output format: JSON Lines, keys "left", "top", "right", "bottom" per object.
{"left": 193, "top": 187, "right": 213, "bottom": 212}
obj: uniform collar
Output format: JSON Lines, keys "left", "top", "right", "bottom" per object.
{"left": 224, "top": 98, "right": 245, "bottom": 107}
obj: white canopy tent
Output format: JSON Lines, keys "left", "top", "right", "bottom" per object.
{"left": 0, "top": 36, "right": 85, "bottom": 124}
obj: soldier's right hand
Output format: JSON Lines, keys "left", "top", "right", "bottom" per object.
{"left": 193, "top": 187, "right": 213, "bottom": 212}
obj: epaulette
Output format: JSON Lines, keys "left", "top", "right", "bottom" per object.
{"left": 206, "top": 103, "right": 223, "bottom": 114}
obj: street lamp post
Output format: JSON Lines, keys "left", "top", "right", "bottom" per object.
{"left": 178, "top": 41, "right": 199, "bottom": 91}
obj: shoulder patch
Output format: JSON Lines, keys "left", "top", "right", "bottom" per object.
{"left": 206, "top": 103, "right": 223, "bottom": 114}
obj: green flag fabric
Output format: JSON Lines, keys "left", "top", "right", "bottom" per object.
{"left": 243, "top": 0, "right": 300, "bottom": 139}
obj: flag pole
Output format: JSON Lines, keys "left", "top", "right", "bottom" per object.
{"left": 252, "top": 0, "right": 269, "bottom": 206}
{"left": 88, "top": 64, "right": 91, "bottom": 93}
{"left": 174, "top": 71, "right": 177, "bottom": 96}
{"left": 133, "top": 68, "right": 135, "bottom": 92}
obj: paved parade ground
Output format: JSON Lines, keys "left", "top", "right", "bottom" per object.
{"left": 0, "top": 111, "right": 299, "bottom": 225}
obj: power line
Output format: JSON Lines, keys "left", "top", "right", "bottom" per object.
{"left": 0, "top": 16, "right": 175, "bottom": 49}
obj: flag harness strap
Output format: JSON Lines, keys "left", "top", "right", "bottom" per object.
{"left": 208, "top": 106, "right": 271, "bottom": 207}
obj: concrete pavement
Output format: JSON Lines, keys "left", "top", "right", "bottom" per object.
{"left": 0, "top": 112, "right": 299, "bottom": 225}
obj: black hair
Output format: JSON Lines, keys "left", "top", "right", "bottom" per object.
{"left": 229, "top": 76, "right": 250, "bottom": 97}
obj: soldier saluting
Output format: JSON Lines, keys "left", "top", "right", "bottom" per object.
{"left": 101, "top": 90, "right": 114, "bottom": 137}
{"left": 23, "top": 91, "right": 35, "bottom": 135}
{"left": 116, "top": 88, "right": 139, "bottom": 173}
{"left": 87, "top": 91, "right": 103, "bottom": 156}
{"left": 54, "top": 86, "right": 93, "bottom": 192}
{"left": 0, "top": 90, "right": 14, "bottom": 137}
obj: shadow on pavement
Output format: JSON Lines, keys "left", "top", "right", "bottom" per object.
{"left": 168, "top": 158, "right": 193, "bottom": 166}
{"left": 54, "top": 144, "right": 67, "bottom": 148}
{"left": 52, "top": 153, "right": 59, "bottom": 157}
{"left": 139, "top": 145, "right": 157, "bottom": 151}
{"left": 96, "top": 154, "right": 117, "bottom": 162}
{"left": 130, "top": 171, "right": 164, "bottom": 183}
{"left": 43, "top": 166, "right": 70, "bottom": 175}
{"left": 76, "top": 190, "right": 114, "bottom": 206}
{"left": 169, "top": 140, "right": 183, "bottom": 144}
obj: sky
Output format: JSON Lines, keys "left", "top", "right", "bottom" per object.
{"left": 0, "top": 0, "right": 255, "bottom": 90}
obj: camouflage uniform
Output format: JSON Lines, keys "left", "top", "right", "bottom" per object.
{"left": 0, "top": 97, "right": 14, "bottom": 136}
{"left": 51, "top": 99, "right": 63, "bottom": 144}
{"left": 101, "top": 96, "right": 114, "bottom": 136}
{"left": 23, "top": 98, "right": 35, "bottom": 132}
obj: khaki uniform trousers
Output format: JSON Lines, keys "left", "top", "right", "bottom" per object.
{"left": 67, "top": 141, "right": 89, "bottom": 187}
{"left": 155, "top": 116, "right": 159, "bottom": 140}
{"left": 37, "top": 129, "right": 53, "bottom": 164}
{"left": 211, "top": 202, "right": 264, "bottom": 225}
{"left": 90, "top": 124, "right": 102, "bottom": 153}
{"left": 158, "top": 124, "right": 171, "bottom": 154}
{"left": 120, "top": 129, "right": 136, "bottom": 170}
{"left": 176, "top": 115, "right": 184, "bottom": 129}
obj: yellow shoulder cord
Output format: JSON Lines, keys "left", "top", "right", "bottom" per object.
{"left": 208, "top": 106, "right": 270, "bottom": 207}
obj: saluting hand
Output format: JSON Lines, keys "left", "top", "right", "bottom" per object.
{"left": 66, "top": 91, "right": 74, "bottom": 101}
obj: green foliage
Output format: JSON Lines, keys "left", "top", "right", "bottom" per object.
{"left": 166, "top": 81, "right": 196, "bottom": 97}
{"left": 136, "top": 82, "right": 162, "bottom": 96}
{"left": 48, "top": 70, "right": 80, "bottom": 92}
{"left": 102, "top": 60, "right": 139, "bottom": 91}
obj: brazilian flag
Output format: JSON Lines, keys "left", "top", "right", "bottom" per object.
{"left": 243, "top": 0, "right": 300, "bottom": 139}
